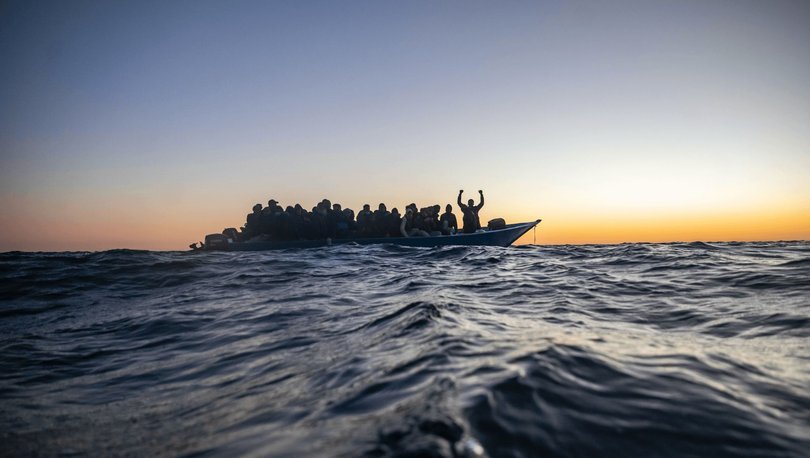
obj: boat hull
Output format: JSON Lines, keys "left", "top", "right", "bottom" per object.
{"left": 205, "top": 220, "right": 541, "bottom": 251}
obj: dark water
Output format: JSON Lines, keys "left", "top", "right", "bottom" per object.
{"left": 1, "top": 242, "right": 809, "bottom": 457}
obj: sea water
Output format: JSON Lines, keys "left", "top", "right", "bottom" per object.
{"left": 1, "top": 242, "right": 809, "bottom": 456}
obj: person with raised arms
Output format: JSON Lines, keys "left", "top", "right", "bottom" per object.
{"left": 457, "top": 189, "right": 484, "bottom": 233}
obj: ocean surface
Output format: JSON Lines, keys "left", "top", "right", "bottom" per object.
{"left": 1, "top": 242, "right": 809, "bottom": 457}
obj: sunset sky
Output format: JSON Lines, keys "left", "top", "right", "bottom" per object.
{"left": 1, "top": 1, "right": 808, "bottom": 251}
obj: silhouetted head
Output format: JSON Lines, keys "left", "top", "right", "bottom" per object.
{"left": 391, "top": 208, "right": 399, "bottom": 215}
{"left": 252, "top": 203, "right": 262, "bottom": 213}
{"left": 378, "top": 203, "right": 387, "bottom": 212}
{"left": 363, "top": 204, "right": 371, "bottom": 211}
{"left": 285, "top": 206, "right": 294, "bottom": 213}
{"left": 333, "top": 203, "right": 341, "bottom": 212}
{"left": 468, "top": 199, "right": 474, "bottom": 207}
{"left": 268, "top": 199, "right": 278, "bottom": 207}
{"left": 445, "top": 204, "right": 452, "bottom": 213}
{"left": 322, "top": 199, "right": 331, "bottom": 208}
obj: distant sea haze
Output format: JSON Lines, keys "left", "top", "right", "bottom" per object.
{"left": 1, "top": 241, "right": 809, "bottom": 456}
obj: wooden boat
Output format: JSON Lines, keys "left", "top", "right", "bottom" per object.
{"left": 196, "top": 220, "right": 541, "bottom": 251}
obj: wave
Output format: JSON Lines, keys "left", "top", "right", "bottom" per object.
{"left": 1, "top": 241, "right": 808, "bottom": 456}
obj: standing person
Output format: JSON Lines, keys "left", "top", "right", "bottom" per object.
{"left": 457, "top": 189, "right": 484, "bottom": 233}
{"left": 440, "top": 204, "right": 458, "bottom": 235}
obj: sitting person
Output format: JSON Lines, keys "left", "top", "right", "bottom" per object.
{"left": 330, "top": 203, "right": 350, "bottom": 238}
{"left": 373, "top": 203, "right": 390, "bottom": 237}
{"left": 308, "top": 205, "right": 328, "bottom": 239}
{"left": 388, "top": 208, "right": 401, "bottom": 237}
{"left": 289, "top": 204, "right": 306, "bottom": 240}
{"left": 400, "top": 208, "right": 429, "bottom": 237}
{"left": 357, "top": 204, "right": 374, "bottom": 235}
{"left": 243, "top": 203, "right": 262, "bottom": 239}
{"left": 457, "top": 189, "right": 484, "bottom": 233}
{"left": 222, "top": 227, "right": 240, "bottom": 242}
{"left": 421, "top": 207, "right": 441, "bottom": 236}
{"left": 343, "top": 208, "right": 357, "bottom": 234}
{"left": 259, "top": 199, "right": 282, "bottom": 237}
{"left": 440, "top": 204, "right": 458, "bottom": 234}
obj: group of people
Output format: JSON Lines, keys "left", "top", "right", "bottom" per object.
{"left": 226, "top": 190, "right": 486, "bottom": 242}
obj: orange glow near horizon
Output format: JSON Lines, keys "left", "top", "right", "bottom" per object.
{"left": 1, "top": 192, "right": 807, "bottom": 252}
{"left": 512, "top": 208, "right": 810, "bottom": 246}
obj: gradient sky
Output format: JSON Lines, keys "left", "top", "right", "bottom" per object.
{"left": 1, "top": 0, "right": 808, "bottom": 251}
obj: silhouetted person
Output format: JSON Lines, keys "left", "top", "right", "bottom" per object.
{"left": 343, "top": 208, "right": 357, "bottom": 234}
{"left": 260, "top": 199, "right": 281, "bottom": 236}
{"left": 440, "top": 204, "right": 458, "bottom": 234}
{"left": 388, "top": 208, "right": 401, "bottom": 237}
{"left": 357, "top": 204, "right": 374, "bottom": 235}
{"left": 274, "top": 207, "right": 292, "bottom": 239}
{"left": 311, "top": 205, "right": 328, "bottom": 239}
{"left": 243, "top": 203, "right": 262, "bottom": 239}
{"left": 329, "top": 203, "right": 350, "bottom": 238}
{"left": 222, "top": 227, "right": 240, "bottom": 242}
{"left": 289, "top": 205, "right": 305, "bottom": 239}
{"left": 400, "top": 208, "right": 428, "bottom": 237}
{"left": 373, "top": 203, "right": 390, "bottom": 237}
{"left": 457, "top": 189, "right": 484, "bottom": 233}
{"left": 429, "top": 205, "right": 441, "bottom": 235}
{"left": 417, "top": 207, "right": 439, "bottom": 235}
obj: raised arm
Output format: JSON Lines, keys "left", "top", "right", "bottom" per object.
{"left": 457, "top": 190, "right": 467, "bottom": 210}
{"left": 476, "top": 190, "right": 484, "bottom": 210}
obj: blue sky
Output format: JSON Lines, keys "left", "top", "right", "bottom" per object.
{"left": 1, "top": 0, "right": 808, "bottom": 249}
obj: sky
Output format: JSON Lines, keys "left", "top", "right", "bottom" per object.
{"left": 1, "top": 0, "right": 808, "bottom": 251}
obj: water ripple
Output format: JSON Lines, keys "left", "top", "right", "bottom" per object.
{"left": 1, "top": 242, "right": 809, "bottom": 456}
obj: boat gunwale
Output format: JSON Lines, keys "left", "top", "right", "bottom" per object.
{"left": 201, "top": 219, "right": 541, "bottom": 251}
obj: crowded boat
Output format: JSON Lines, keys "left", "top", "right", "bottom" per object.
{"left": 192, "top": 190, "right": 493, "bottom": 249}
